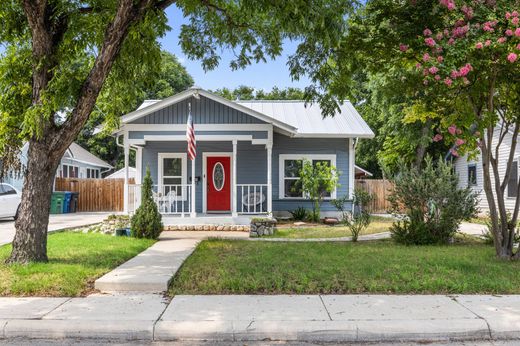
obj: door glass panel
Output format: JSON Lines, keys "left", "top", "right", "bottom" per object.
{"left": 163, "top": 158, "right": 181, "bottom": 176}
{"left": 213, "top": 162, "right": 225, "bottom": 191}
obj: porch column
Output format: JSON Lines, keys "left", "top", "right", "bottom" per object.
{"left": 123, "top": 133, "right": 129, "bottom": 213}
{"left": 135, "top": 147, "right": 142, "bottom": 184}
{"left": 349, "top": 138, "right": 355, "bottom": 199}
{"left": 232, "top": 140, "right": 238, "bottom": 217}
{"left": 266, "top": 143, "right": 272, "bottom": 215}
{"left": 190, "top": 158, "right": 196, "bottom": 217}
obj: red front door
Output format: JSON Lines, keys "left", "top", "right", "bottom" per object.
{"left": 206, "top": 156, "right": 231, "bottom": 212}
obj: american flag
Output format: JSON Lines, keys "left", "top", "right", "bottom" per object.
{"left": 186, "top": 106, "right": 196, "bottom": 161}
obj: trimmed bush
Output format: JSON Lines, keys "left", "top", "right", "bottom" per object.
{"left": 131, "top": 168, "right": 163, "bottom": 239}
{"left": 389, "top": 157, "right": 478, "bottom": 245}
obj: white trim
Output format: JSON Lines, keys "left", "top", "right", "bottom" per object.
{"left": 267, "top": 144, "right": 273, "bottom": 214}
{"left": 232, "top": 141, "right": 238, "bottom": 217}
{"left": 202, "top": 152, "right": 233, "bottom": 214}
{"left": 122, "top": 124, "right": 273, "bottom": 131}
{"left": 354, "top": 164, "right": 373, "bottom": 177}
{"left": 292, "top": 133, "right": 375, "bottom": 139}
{"left": 278, "top": 154, "right": 337, "bottom": 200}
{"left": 123, "top": 132, "right": 129, "bottom": 213}
{"left": 158, "top": 153, "right": 188, "bottom": 201}
{"left": 135, "top": 147, "right": 143, "bottom": 184}
{"left": 143, "top": 135, "right": 253, "bottom": 142}
{"left": 60, "top": 163, "right": 80, "bottom": 178}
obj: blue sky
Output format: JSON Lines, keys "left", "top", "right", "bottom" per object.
{"left": 159, "top": 5, "right": 310, "bottom": 91}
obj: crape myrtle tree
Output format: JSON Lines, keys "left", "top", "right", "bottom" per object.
{"left": 398, "top": 0, "right": 520, "bottom": 259}
{"left": 0, "top": 0, "right": 355, "bottom": 263}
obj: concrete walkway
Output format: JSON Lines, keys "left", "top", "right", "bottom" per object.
{"left": 0, "top": 212, "right": 111, "bottom": 247}
{"left": 1, "top": 294, "right": 520, "bottom": 342}
{"left": 95, "top": 231, "right": 248, "bottom": 293}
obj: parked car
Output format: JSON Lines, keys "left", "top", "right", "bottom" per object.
{"left": 0, "top": 183, "right": 21, "bottom": 220}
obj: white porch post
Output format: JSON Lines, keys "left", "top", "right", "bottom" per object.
{"left": 123, "top": 132, "right": 129, "bottom": 213}
{"left": 190, "top": 158, "right": 196, "bottom": 217}
{"left": 135, "top": 147, "right": 142, "bottom": 184}
{"left": 349, "top": 138, "right": 355, "bottom": 199}
{"left": 232, "top": 140, "right": 238, "bottom": 217}
{"left": 267, "top": 143, "right": 272, "bottom": 215}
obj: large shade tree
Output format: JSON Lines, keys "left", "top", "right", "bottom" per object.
{"left": 0, "top": 0, "right": 355, "bottom": 263}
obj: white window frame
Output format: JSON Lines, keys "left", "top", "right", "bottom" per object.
{"left": 278, "top": 154, "right": 337, "bottom": 200}
{"left": 158, "top": 153, "right": 188, "bottom": 201}
{"left": 86, "top": 168, "right": 100, "bottom": 179}
{"left": 61, "top": 164, "right": 79, "bottom": 178}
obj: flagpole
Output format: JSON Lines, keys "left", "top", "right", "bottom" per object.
{"left": 189, "top": 102, "right": 196, "bottom": 218}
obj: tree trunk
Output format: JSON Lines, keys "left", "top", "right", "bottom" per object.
{"left": 7, "top": 140, "right": 62, "bottom": 264}
{"left": 413, "top": 120, "right": 431, "bottom": 170}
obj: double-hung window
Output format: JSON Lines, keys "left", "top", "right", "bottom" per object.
{"left": 508, "top": 160, "right": 519, "bottom": 198}
{"left": 86, "top": 168, "right": 100, "bottom": 179}
{"left": 279, "top": 154, "right": 337, "bottom": 199}
{"left": 61, "top": 164, "right": 78, "bottom": 178}
{"left": 158, "top": 153, "right": 187, "bottom": 200}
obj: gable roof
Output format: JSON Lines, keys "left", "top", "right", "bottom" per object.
{"left": 121, "top": 87, "right": 374, "bottom": 138}
{"left": 65, "top": 143, "right": 113, "bottom": 169}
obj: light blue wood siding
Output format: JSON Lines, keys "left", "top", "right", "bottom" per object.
{"left": 130, "top": 95, "right": 266, "bottom": 125}
{"left": 140, "top": 133, "right": 352, "bottom": 213}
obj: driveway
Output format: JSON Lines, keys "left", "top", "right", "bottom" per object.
{"left": 0, "top": 212, "right": 112, "bottom": 247}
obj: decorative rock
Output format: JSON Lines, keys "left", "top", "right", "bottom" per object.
{"left": 323, "top": 217, "right": 339, "bottom": 225}
{"left": 249, "top": 218, "right": 277, "bottom": 238}
{"left": 216, "top": 225, "right": 224, "bottom": 231}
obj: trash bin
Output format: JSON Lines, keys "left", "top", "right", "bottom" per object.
{"left": 50, "top": 192, "right": 66, "bottom": 214}
{"left": 69, "top": 192, "right": 79, "bottom": 213}
{"left": 63, "top": 192, "right": 72, "bottom": 213}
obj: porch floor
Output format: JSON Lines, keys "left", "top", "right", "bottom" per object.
{"left": 162, "top": 214, "right": 263, "bottom": 226}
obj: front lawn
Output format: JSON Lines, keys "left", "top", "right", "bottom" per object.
{"left": 272, "top": 216, "right": 393, "bottom": 238}
{"left": 170, "top": 239, "right": 520, "bottom": 295}
{"left": 0, "top": 232, "right": 154, "bottom": 296}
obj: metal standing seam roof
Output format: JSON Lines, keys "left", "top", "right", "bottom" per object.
{"left": 236, "top": 100, "right": 374, "bottom": 138}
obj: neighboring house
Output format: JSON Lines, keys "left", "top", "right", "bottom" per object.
{"left": 454, "top": 125, "right": 519, "bottom": 212}
{"left": 355, "top": 165, "right": 373, "bottom": 179}
{"left": 3, "top": 142, "right": 113, "bottom": 190}
{"left": 105, "top": 167, "right": 136, "bottom": 179}
{"left": 117, "top": 87, "right": 374, "bottom": 218}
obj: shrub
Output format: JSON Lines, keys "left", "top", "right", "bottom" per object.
{"left": 130, "top": 168, "right": 163, "bottom": 239}
{"left": 298, "top": 159, "right": 340, "bottom": 222}
{"left": 332, "top": 189, "right": 373, "bottom": 242}
{"left": 388, "top": 157, "right": 478, "bottom": 245}
{"left": 290, "top": 206, "right": 308, "bottom": 221}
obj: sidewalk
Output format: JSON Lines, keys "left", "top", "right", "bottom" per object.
{"left": 0, "top": 212, "right": 111, "bottom": 246}
{"left": 0, "top": 294, "right": 519, "bottom": 342}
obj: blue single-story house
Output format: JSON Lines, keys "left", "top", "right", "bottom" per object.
{"left": 2, "top": 142, "right": 113, "bottom": 190}
{"left": 117, "top": 87, "right": 374, "bottom": 218}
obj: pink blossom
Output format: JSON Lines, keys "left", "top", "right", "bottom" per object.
{"left": 429, "top": 66, "right": 439, "bottom": 74}
{"left": 450, "top": 148, "right": 459, "bottom": 157}
{"left": 452, "top": 25, "right": 469, "bottom": 38}
{"left": 459, "top": 66, "right": 470, "bottom": 77}
{"left": 475, "top": 42, "right": 483, "bottom": 49}
{"left": 451, "top": 70, "right": 460, "bottom": 79}
{"left": 439, "top": 0, "right": 456, "bottom": 10}
{"left": 444, "top": 77, "right": 453, "bottom": 86}
{"left": 506, "top": 29, "right": 514, "bottom": 36}
{"left": 436, "top": 32, "right": 444, "bottom": 41}
{"left": 508, "top": 53, "right": 518, "bottom": 63}
{"left": 415, "top": 63, "right": 422, "bottom": 69}
{"left": 434, "top": 74, "right": 441, "bottom": 81}
{"left": 437, "top": 56, "right": 444, "bottom": 63}
{"left": 513, "top": 11, "right": 519, "bottom": 17}
{"left": 513, "top": 17, "right": 520, "bottom": 26}
{"left": 433, "top": 134, "right": 443, "bottom": 142}
{"left": 506, "top": 12, "right": 512, "bottom": 20}
{"left": 425, "top": 37, "right": 436, "bottom": 47}
{"left": 448, "top": 38, "right": 455, "bottom": 45}
{"left": 423, "top": 28, "right": 433, "bottom": 36}
{"left": 517, "top": 43, "right": 520, "bottom": 50}
{"left": 461, "top": 5, "right": 473, "bottom": 20}
{"left": 423, "top": 53, "right": 431, "bottom": 62}
{"left": 485, "top": 40, "right": 492, "bottom": 46}
{"left": 483, "top": 21, "right": 496, "bottom": 32}
{"left": 515, "top": 28, "right": 520, "bottom": 36}
{"left": 399, "top": 44, "right": 409, "bottom": 52}
{"left": 498, "top": 37, "right": 507, "bottom": 43}
{"left": 444, "top": 29, "right": 450, "bottom": 36}
{"left": 448, "top": 125, "right": 457, "bottom": 135}
{"left": 455, "top": 138, "right": 465, "bottom": 146}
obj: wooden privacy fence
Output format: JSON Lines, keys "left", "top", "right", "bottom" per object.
{"left": 54, "top": 178, "right": 134, "bottom": 212}
{"left": 355, "top": 179, "right": 394, "bottom": 214}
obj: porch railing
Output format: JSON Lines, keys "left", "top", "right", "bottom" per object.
{"left": 237, "top": 184, "right": 269, "bottom": 214}
{"left": 128, "top": 184, "right": 193, "bottom": 215}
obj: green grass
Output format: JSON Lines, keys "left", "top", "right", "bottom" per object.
{"left": 0, "top": 232, "right": 154, "bottom": 297}
{"left": 170, "top": 239, "right": 520, "bottom": 295}
{"left": 272, "top": 216, "right": 393, "bottom": 238}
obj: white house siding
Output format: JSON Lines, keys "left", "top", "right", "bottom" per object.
{"left": 454, "top": 126, "right": 519, "bottom": 212}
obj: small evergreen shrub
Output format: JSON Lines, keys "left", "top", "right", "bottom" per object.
{"left": 290, "top": 206, "right": 308, "bottom": 221}
{"left": 332, "top": 189, "right": 373, "bottom": 242}
{"left": 389, "top": 157, "right": 478, "bottom": 245}
{"left": 131, "top": 168, "right": 163, "bottom": 239}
